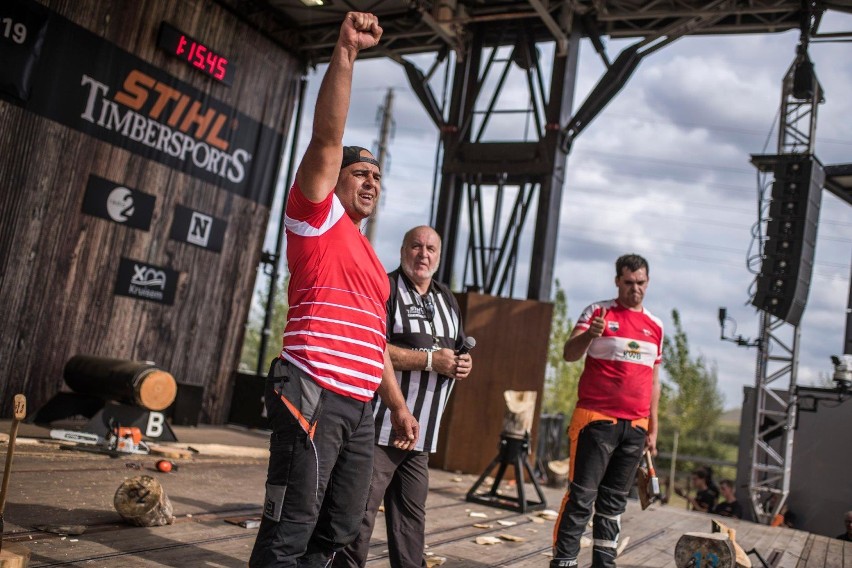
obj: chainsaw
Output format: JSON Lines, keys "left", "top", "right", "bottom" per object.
{"left": 51, "top": 423, "right": 150, "bottom": 455}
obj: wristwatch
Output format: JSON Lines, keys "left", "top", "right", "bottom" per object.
{"left": 425, "top": 350, "right": 433, "bottom": 372}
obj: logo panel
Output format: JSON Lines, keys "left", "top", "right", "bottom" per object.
{"left": 115, "top": 257, "right": 178, "bottom": 305}
{"left": 169, "top": 204, "right": 226, "bottom": 252}
{"left": 81, "top": 175, "right": 155, "bottom": 230}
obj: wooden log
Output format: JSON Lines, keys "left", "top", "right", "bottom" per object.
{"left": 502, "top": 390, "right": 537, "bottom": 439}
{"left": 0, "top": 542, "right": 30, "bottom": 567}
{"left": 674, "top": 532, "right": 736, "bottom": 568}
{"left": 64, "top": 355, "right": 177, "bottom": 411}
{"left": 113, "top": 476, "right": 174, "bottom": 527}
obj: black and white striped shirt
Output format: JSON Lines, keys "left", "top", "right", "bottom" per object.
{"left": 373, "top": 268, "right": 465, "bottom": 452}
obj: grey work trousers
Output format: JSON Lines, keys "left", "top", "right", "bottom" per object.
{"left": 333, "top": 445, "right": 429, "bottom": 568}
{"left": 249, "top": 359, "right": 375, "bottom": 568}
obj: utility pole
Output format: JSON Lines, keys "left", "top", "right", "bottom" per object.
{"left": 366, "top": 88, "right": 394, "bottom": 244}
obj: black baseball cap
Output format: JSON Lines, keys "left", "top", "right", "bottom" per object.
{"left": 341, "top": 146, "right": 380, "bottom": 170}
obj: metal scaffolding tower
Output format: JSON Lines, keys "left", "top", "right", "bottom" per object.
{"left": 747, "top": 50, "right": 824, "bottom": 524}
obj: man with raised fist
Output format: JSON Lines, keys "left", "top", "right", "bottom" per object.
{"left": 249, "top": 12, "right": 419, "bottom": 568}
{"left": 551, "top": 254, "right": 663, "bottom": 568}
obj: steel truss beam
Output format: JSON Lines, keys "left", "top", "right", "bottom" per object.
{"left": 430, "top": 21, "right": 581, "bottom": 300}
{"left": 749, "top": 311, "right": 799, "bottom": 524}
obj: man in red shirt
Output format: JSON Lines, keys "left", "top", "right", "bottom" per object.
{"left": 249, "top": 12, "right": 418, "bottom": 568}
{"left": 551, "top": 254, "right": 663, "bottom": 568}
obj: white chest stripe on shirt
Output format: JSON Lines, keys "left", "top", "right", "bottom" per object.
{"left": 284, "top": 194, "right": 346, "bottom": 237}
{"left": 283, "top": 331, "right": 384, "bottom": 353}
{"left": 587, "top": 336, "right": 658, "bottom": 368}
{"left": 287, "top": 315, "right": 385, "bottom": 338}
{"left": 283, "top": 353, "right": 377, "bottom": 398}
{"left": 292, "top": 301, "right": 385, "bottom": 322}
{"left": 286, "top": 344, "right": 385, "bottom": 370}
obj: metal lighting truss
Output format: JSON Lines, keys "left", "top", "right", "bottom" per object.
{"left": 748, "top": 55, "right": 822, "bottom": 524}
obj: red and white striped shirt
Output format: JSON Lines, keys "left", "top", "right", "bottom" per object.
{"left": 280, "top": 184, "right": 390, "bottom": 401}
{"left": 574, "top": 299, "right": 664, "bottom": 419}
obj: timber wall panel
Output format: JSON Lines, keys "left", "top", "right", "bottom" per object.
{"left": 431, "top": 293, "right": 553, "bottom": 474}
{"left": 0, "top": 0, "right": 301, "bottom": 421}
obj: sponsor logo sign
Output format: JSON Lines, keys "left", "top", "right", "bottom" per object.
{"left": 1, "top": 0, "right": 284, "bottom": 204}
{"left": 115, "top": 257, "right": 178, "bottom": 305}
{"left": 81, "top": 175, "right": 155, "bottom": 229}
{"left": 169, "top": 204, "right": 226, "bottom": 252}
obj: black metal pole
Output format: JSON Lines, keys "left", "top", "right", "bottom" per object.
{"left": 257, "top": 77, "right": 307, "bottom": 375}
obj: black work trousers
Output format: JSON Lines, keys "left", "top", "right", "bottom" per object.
{"left": 551, "top": 412, "right": 646, "bottom": 568}
{"left": 333, "top": 445, "right": 429, "bottom": 568}
{"left": 249, "top": 359, "right": 375, "bottom": 568}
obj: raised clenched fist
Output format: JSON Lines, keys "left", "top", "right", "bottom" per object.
{"left": 339, "top": 12, "right": 383, "bottom": 52}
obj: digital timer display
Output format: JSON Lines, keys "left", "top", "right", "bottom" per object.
{"left": 157, "top": 22, "right": 234, "bottom": 86}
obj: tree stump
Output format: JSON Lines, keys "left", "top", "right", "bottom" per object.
{"left": 674, "top": 532, "right": 736, "bottom": 568}
{"left": 114, "top": 476, "right": 174, "bottom": 527}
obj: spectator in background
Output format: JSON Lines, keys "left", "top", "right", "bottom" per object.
{"left": 837, "top": 510, "right": 852, "bottom": 541}
{"left": 712, "top": 479, "right": 743, "bottom": 519}
{"left": 676, "top": 467, "right": 717, "bottom": 513}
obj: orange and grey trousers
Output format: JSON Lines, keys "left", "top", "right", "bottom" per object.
{"left": 551, "top": 408, "right": 648, "bottom": 568}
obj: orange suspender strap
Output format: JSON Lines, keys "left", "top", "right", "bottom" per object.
{"left": 274, "top": 387, "right": 318, "bottom": 441}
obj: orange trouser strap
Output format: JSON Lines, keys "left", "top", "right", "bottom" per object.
{"left": 274, "top": 387, "right": 318, "bottom": 441}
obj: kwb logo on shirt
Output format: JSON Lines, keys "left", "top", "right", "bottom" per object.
{"left": 623, "top": 341, "right": 642, "bottom": 361}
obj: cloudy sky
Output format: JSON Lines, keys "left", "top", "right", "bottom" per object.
{"left": 257, "top": 11, "right": 852, "bottom": 409}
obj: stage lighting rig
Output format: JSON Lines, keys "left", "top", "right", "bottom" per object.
{"left": 795, "top": 355, "right": 851, "bottom": 415}
{"left": 830, "top": 355, "right": 852, "bottom": 392}
{"left": 718, "top": 307, "right": 761, "bottom": 348}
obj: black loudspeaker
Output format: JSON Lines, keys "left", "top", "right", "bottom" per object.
{"left": 752, "top": 155, "right": 824, "bottom": 326}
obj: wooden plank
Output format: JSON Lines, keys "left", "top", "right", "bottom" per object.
{"left": 800, "top": 534, "right": 828, "bottom": 568}
{"left": 774, "top": 529, "right": 813, "bottom": 568}
{"left": 28, "top": 520, "right": 254, "bottom": 567}
{"left": 824, "top": 536, "right": 844, "bottom": 568}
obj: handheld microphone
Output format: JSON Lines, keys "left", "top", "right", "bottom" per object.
{"left": 457, "top": 336, "right": 476, "bottom": 355}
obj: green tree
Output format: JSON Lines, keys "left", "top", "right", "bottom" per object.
{"left": 658, "top": 309, "right": 726, "bottom": 462}
{"left": 543, "top": 280, "right": 584, "bottom": 414}
{"left": 240, "top": 274, "right": 290, "bottom": 373}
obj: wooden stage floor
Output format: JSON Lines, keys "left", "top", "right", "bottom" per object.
{"left": 1, "top": 423, "right": 848, "bottom": 567}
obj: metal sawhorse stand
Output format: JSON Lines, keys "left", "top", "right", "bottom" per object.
{"left": 466, "top": 432, "right": 547, "bottom": 514}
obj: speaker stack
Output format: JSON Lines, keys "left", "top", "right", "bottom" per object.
{"left": 752, "top": 155, "right": 824, "bottom": 326}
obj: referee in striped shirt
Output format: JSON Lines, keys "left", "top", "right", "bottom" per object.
{"left": 335, "top": 226, "right": 473, "bottom": 568}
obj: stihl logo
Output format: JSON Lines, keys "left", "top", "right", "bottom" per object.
{"left": 80, "top": 70, "right": 250, "bottom": 183}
